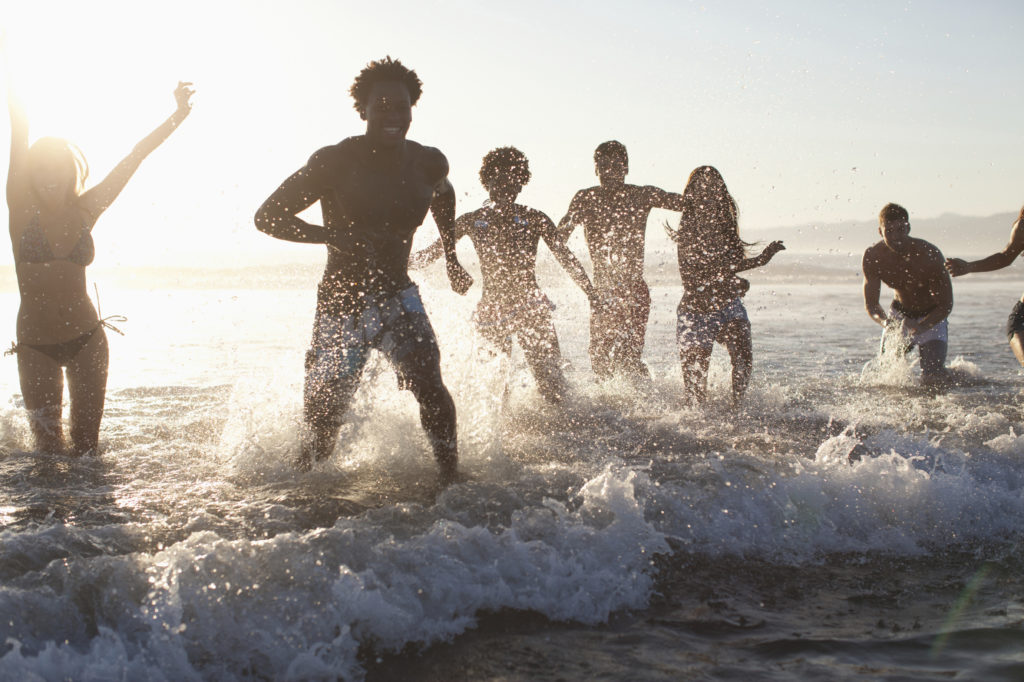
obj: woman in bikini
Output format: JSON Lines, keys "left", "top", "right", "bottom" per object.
{"left": 668, "top": 165, "right": 784, "bottom": 406}
{"left": 6, "top": 68, "right": 192, "bottom": 455}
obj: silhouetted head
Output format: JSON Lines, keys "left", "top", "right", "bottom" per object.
{"left": 594, "top": 140, "right": 628, "bottom": 187}
{"left": 680, "top": 165, "right": 739, "bottom": 243}
{"left": 1017, "top": 204, "right": 1024, "bottom": 229}
{"left": 878, "top": 202, "right": 911, "bottom": 254}
{"left": 350, "top": 56, "right": 422, "bottom": 147}
{"left": 480, "top": 146, "right": 530, "bottom": 207}
{"left": 26, "top": 137, "right": 88, "bottom": 208}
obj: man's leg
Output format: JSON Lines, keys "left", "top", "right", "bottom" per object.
{"left": 588, "top": 292, "right": 616, "bottom": 381}
{"left": 300, "top": 310, "right": 368, "bottom": 469}
{"left": 516, "top": 302, "right": 568, "bottom": 405}
{"left": 617, "top": 280, "right": 651, "bottom": 381}
{"left": 918, "top": 339, "right": 948, "bottom": 384}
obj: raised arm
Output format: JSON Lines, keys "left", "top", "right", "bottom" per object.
{"left": 429, "top": 174, "right": 472, "bottom": 294}
{"left": 5, "top": 46, "right": 29, "bottom": 211}
{"left": 541, "top": 214, "right": 595, "bottom": 300}
{"left": 79, "top": 82, "right": 193, "bottom": 219}
{"left": 946, "top": 216, "right": 1024, "bottom": 276}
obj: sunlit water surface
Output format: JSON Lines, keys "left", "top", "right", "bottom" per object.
{"left": 1, "top": 263, "right": 1023, "bottom": 681}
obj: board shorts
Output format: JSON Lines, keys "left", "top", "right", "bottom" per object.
{"left": 1006, "top": 299, "right": 1024, "bottom": 340}
{"left": 676, "top": 297, "right": 749, "bottom": 353}
{"left": 886, "top": 301, "right": 948, "bottom": 347}
{"left": 305, "top": 284, "right": 440, "bottom": 393}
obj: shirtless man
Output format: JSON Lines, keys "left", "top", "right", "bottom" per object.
{"left": 862, "top": 203, "right": 953, "bottom": 384}
{"left": 557, "top": 140, "right": 684, "bottom": 383}
{"left": 945, "top": 205, "right": 1024, "bottom": 367}
{"left": 412, "top": 146, "right": 596, "bottom": 403}
{"left": 254, "top": 57, "right": 471, "bottom": 482}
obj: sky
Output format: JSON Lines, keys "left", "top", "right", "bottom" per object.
{"left": 1, "top": 0, "right": 1022, "bottom": 267}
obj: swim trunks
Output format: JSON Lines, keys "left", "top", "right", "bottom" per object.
{"left": 1006, "top": 299, "right": 1024, "bottom": 340}
{"left": 676, "top": 297, "right": 749, "bottom": 352}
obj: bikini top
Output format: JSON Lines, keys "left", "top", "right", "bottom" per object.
{"left": 17, "top": 214, "right": 95, "bottom": 267}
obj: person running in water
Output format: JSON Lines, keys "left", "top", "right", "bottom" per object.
{"left": 557, "top": 140, "right": 684, "bottom": 384}
{"left": 255, "top": 57, "right": 471, "bottom": 482}
{"left": 863, "top": 203, "right": 953, "bottom": 385}
{"left": 412, "top": 146, "right": 596, "bottom": 403}
{"left": 668, "top": 166, "right": 784, "bottom": 405}
{"left": 945, "top": 204, "right": 1024, "bottom": 367}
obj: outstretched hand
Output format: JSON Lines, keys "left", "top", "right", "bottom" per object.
{"left": 763, "top": 240, "right": 785, "bottom": 259}
{"left": 944, "top": 257, "right": 969, "bottom": 277}
{"left": 446, "top": 259, "right": 473, "bottom": 295}
{"left": 174, "top": 81, "right": 194, "bottom": 114}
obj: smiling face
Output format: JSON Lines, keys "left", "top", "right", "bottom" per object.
{"left": 880, "top": 214, "right": 911, "bottom": 254}
{"left": 362, "top": 80, "right": 412, "bottom": 148}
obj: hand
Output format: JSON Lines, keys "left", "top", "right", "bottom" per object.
{"left": 446, "top": 259, "right": 473, "bottom": 295}
{"left": 763, "top": 240, "right": 785, "bottom": 259}
{"left": 174, "top": 81, "right": 194, "bottom": 115}
{"left": 945, "top": 257, "right": 969, "bottom": 277}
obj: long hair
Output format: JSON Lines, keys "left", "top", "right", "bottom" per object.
{"left": 669, "top": 165, "right": 748, "bottom": 255}
{"left": 26, "top": 136, "right": 89, "bottom": 198}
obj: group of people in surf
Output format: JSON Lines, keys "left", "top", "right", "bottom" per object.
{"left": 6, "top": 53, "right": 1023, "bottom": 484}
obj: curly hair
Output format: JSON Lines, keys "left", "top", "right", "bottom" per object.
{"left": 479, "top": 146, "right": 531, "bottom": 188}
{"left": 349, "top": 56, "right": 423, "bottom": 114}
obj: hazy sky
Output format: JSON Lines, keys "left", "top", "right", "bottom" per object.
{"left": 2, "top": 0, "right": 1022, "bottom": 267}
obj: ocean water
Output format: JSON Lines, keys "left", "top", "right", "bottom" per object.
{"left": 0, "top": 257, "right": 1023, "bottom": 681}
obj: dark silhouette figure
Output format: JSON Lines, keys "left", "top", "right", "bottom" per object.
{"left": 411, "top": 147, "right": 596, "bottom": 403}
{"left": 557, "top": 140, "right": 684, "bottom": 384}
{"left": 254, "top": 57, "right": 471, "bottom": 483}
{"left": 863, "top": 203, "right": 953, "bottom": 384}
{"left": 668, "top": 166, "right": 784, "bottom": 405}
{"left": 5, "top": 41, "right": 192, "bottom": 455}
{"left": 945, "top": 205, "right": 1024, "bottom": 367}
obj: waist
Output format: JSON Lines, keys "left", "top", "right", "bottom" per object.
{"left": 890, "top": 299, "right": 935, "bottom": 319}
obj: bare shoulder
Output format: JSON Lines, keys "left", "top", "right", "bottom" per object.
{"left": 862, "top": 241, "right": 885, "bottom": 271}
{"left": 912, "top": 237, "right": 945, "bottom": 265}
{"left": 414, "top": 143, "right": 450, "bottom": 184}
{"left": 307, "top": 138, "right": 359, "bottom": 171}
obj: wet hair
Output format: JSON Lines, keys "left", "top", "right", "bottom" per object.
{"left": 593, "top": 140, "right": 627, "bottom": 164}
{"left": 879, "top": 202, "right": 909, "bottom": 226}
{"left": 26, "top": 137, "right": 89, "bottom": 198}
{"left": 349, "top": 56, "right": 423, "bottom": 114}
{"left": 479, "top": 146, "right": 531, "bottom": 188}
{"left": 669, "top": 165, "right": 748, "bottom": 254}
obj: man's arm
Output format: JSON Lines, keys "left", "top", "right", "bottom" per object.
{"left": 430, "top": 177, "right": 472, "bottom": 294}
{"left": 644, "top": 185, "right": 685, "bottom": 212}
{"left": 409, "top": 212, "right": 470, "bottom": 270}
{"left": 540, "top": 213, "right": 595, "bottom": 301}
{"left": 946, "top": 219, "right": 1024, "bottom": 276}
{"left": 555, "top": 192, "right": 584, "bottom": 242}
{"left": 254, "top": 152, "right": 332, "bottom": 244}
{"left": 862, "top": 250, "right": 887, "bottom": 327}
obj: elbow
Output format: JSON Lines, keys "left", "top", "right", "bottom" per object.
{"left": 254, "top": 201, "right": 277, "bottom": 234}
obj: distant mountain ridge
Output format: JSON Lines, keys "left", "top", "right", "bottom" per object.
{"left": 744, "top": 211, "right": 1019, "bottom": 256}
